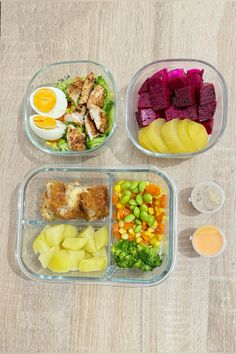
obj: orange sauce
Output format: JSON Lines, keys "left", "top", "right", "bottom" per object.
{"left": 192, "top": 225, "right": 224, "bottom": 256}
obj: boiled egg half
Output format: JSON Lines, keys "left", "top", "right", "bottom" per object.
{"left": 30, "top": 87, "right": 67, "bottom": 118}
{"left": 29, "top": 115, "right": 66, "bottom": 141}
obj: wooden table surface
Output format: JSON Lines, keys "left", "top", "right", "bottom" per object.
{"left": 1, "top": 0, "right": 236, "bottom": 352}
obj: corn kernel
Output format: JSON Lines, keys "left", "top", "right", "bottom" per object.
{"left": 149, "top": 233, "right": 155, "bottom": 239}
{"left": 136, "top": 232, "right": 141, "bottom": 238}
{"left": 117, "top": 203, "right": 123, "bottom": 209}
{"left": 119, "top": 228, "right": 126, "bottom": 235}
{"left": 150, "top": 238, "right": 157, "bottom": 246}
{"left": 118, "top": 220, "right": 124, "bottom": 227}
{"left": 162, "top": 216, "right": 167, "bottom": 221}
{"left": 157, "top": 234, "right": 163, "bottom": 241}
{"left": 118, "top": 180, "right": 124, "bottom": 185}
{"left": 114, "top": 185, "right": 121, "bottom": 192}
{"left": 155, "top": 206, "right": 160, "bottom": 212}
{"left": 148, "top": 207, "right": 154, "bottom": 215}
{"left": 156, "top": 241, "right": 160, "bottom": 246}
{"left": 136, "top": 237, "right": 142, "bottom": 243}
{"left": 122, "top": 233, "right": 129, "bottom": 240}
{"left": 153, "top": 221, "right": 158, "bottom": 228}
{"left": 148, "top": 227, "right": 155, "bottom": 233}
{"left": 145, "top": 231, "right": 151, "bottom": 236}
{"left": 129, "top": 228, "right": 134, "bottom": 234}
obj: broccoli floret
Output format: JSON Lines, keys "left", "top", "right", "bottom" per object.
{"left": 85, "top": 134, "right": 107, "bottom": 149}
{"left": 112, "top": 240, "right": 137, "bottom": 268}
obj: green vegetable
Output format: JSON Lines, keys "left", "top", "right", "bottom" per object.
{"left": 129, "top": 199, "right": 137, "bottom": 206}
{"left": 148, "top": 215, "right": 155, "bottom": 227}
{"left": 123, "top": 190, "right": 132, "bottom": 197}
{"left": 140, "top": 205, "right": 148, "bottom": 213}
{"left": 140, "top": 211, "right": 148, "bottom": 222}
{"left": 133, "top": 207, "right": 140, "bottom": 218}
{"left": 111, "top": 239, "right": 163, "bottom": 272}
{"left": 143, "top": 193, "right": 153, "bottom": 203}
{"left": 134, "top": 225, "right": 142, "bottom": 233}
{"left": 85, "top": 135, "right": 107, "bottom": 149}
{"left": 55, "top": 76, "right": 73, "bottom": 99}
{"left": 130, "top": 181, "right": 139, "bottom": 190}
{"left": 134, "top": 219, "right": 141, "bottom": 225}
{"left": 121, "top": 195, "right": 130, "bottom": 204}
{"left": 138, "top": 181, "right": 146, "bottom": 193}
{"left": 124, "top": 214, "right": 135, "bottom": 223}
{"left": 121, "top": 181, "right": 131, "bottom": 190}
{"left": 136, "top": 194, "right": 143, "bottom": 205}
{"left": 57, "top": 138, "right": 69, "bottom": 151}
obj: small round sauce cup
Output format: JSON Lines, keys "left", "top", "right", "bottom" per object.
{"left": 191, "top": 225, "right": 226, "bottom": 257}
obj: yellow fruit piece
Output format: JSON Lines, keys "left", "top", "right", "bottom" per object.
{"left": 161, "top": 119, "right": 186, "bottom": 153}
{"left": 92, "top": 247, "right": 107, "bottom": 258}
{"left": 95, "top": 226, "right": 108, "bottom": 250}
{"left": 45, "top": 224, "right": 65, "bottom": 247}
{"left": 177, "top": 119, "right": 197, "bottom": 152}
{"left": 68, "top": 250, "right": 85, "bottom": 270}
{"left": 39, "top": 247, "right": 58, "bottom": 268}
{"left": 62, "top": 237, "right": 88, "bottom": 250}
{"left": 146, "top": 119, "right": 170, "bottom": 153}
{"left": 188, "top": 120, "right": 208, "bottom": 151}
{"left": 63, "top": 224, "right": 78, "bottom": 239}
{"left": 48, "top": 249, "right": 72, "bottom": 273}
{"left": 138, "top": 127, "right": 156, "bottom": 151}
{"left": 79, "top": 257, "right": 107, "bottom": 272}
{"left": 33, "top": 229, "right": 50, "bottom": 254}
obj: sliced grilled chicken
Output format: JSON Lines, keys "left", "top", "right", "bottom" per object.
{"left": 84, "top": 115, "right": 100, "bottom": 140}
{"left": 87, "top": 84, "right": 105, "bottom": 108}
{"left": 79, "top": 72, "right": 95, "bottom": 104}
{"left": 64, "top": 111, "right": 84, "bottom": 125}
{"left": 67, "top": 125, "right": 86, "bottom": 151}
{"left": 67, "top": 76, "right": 84, "bottom": 105}
{"left": 89, "top": 104, "right": 108, "bottom": 133}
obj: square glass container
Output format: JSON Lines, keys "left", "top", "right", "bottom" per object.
{"left": 126, "top": 59, "right": 227, "bottom": 158}
{"left": 17, "top": 165, "right": 177, "bottom": 286}
{"left": 24, "top": 60, "right": 117, "bottom": 156}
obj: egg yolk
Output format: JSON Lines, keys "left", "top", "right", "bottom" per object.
{"left": 33, "top": 89, "right": 56, "bottom": 113}
{"left": 33, "top": 116, "right": 57, "bottom": 129}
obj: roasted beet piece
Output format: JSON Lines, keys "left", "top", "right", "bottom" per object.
{"left": 174, "top": 86, "right": 196, "bottom": 107}
{"left": 138, "top": 79, "right": 149, "bottom": 94}
{"left": 198, "top": 101, "right": 217, "bottom": 122}
{"left": 138, "top": 92, "right": 152, "bottom": 109}
{"left": 200, "top": 83, "right": 216, "bottom": 105}
{"left": 135, "top": 109, "right": 156, "bottom": 127}
{"left": 200, "top": 118, "right": 214, "bottom": 134}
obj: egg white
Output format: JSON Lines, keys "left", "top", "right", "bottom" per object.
{"left": 30, "top": 87, "right": 67, "bottom": 119}
{"left": 29, "top": 115, "right": 66, "bottom": 141}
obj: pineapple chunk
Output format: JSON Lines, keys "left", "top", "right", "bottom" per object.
{"left": 48, "top": 249, "right": 72, "bottom": 273}
{"left": 45, "top": 224, "right": 65, "bottom": 247}
{"left": 92, "top": 247, "right": 107, "bottom": 258}
{"left": 39, "top": 247, "right": 58, "bottom": 268}
{"left": 68, "top": 250, "right": 85, "bottom": 270}
{"left": 62, "top": 237, "right": 88, "bottom": 250}
{"left": 63, "top": 224, "right": 78, "bottom": 239}
{"left": 79, "top": 256, "right": 107, "bottom": 272}
{"left": 33, "top": 230, "right": 50, "bottom": 254}
{"left": 94, "top": 226, "right": 108, "bottom": 250}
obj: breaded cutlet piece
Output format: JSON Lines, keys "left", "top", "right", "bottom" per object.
{"left": 87, "top": 84, "right": 105, "bottom": 108}
{"left": 79, "top": 72, "right": 95, "bottom": 104}
{"left": 67, "top": 76, "right": 84, "bottom": 105}
{"left": 80, "top": 185, "right": 109, "bottom": 220}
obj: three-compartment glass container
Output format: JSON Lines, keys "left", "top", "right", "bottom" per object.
{"left": 126, "top": 59, "right": 227, "bottom": 158}
{"left": 17, "top": 165, "right": 177, "bottom": 286}
{"left": 24, "top": 60, "right": 117, "bottom": 156}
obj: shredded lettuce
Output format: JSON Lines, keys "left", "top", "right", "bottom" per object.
{"left": 95, "top": 75, "right": 115, "bottom": 132}
{"left": 86, "top": 134, "right": 107, "bottom": 149}
{"left": 55, "top": 76, "right": 73, "bottom": 99}
{"left": 57, "top": 138, "right": 69, "bottom": 151}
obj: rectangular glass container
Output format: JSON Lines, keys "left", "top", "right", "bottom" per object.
{"left": 17, "top": 165, "right": 177, "bottom": 286}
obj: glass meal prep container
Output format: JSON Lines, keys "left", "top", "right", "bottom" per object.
{"left": 24, "top": 60, "right": 118, "bottom": 156}
{"left": 17, "top": 165, "right": 177, "bottom": 286}
{"left": 126, "top": 59, "right": 227, "bottom": 158}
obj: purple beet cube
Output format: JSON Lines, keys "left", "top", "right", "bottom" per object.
{"left": 200, "top": 118, "right": 214, "bottom": 134}
{"left": 198, "top": 101, "right": 216, "bottom": 122}
{"left": 138, "top": 79, "right": 149, "bottom": 94}
{"left": 186, "top": 69, "right": 204, "bottom": 89}
{"left": 168, "top": 68, "right": 187, "bottom": 91}
{"left": 135, "top": 109, "right": 156, "bottom": 127}
{"left": 174, "top": 86, "right": 196, "bottom": 107}
{"left": 182, "top": 106, "right": 198, "bottom": 120}
{"left": 138, "top": 92, "right": 152, "bottom": 109}
{"left": 200, "top": 83, "right": 216, "bottom": 105}
{"left": 148, "top": 79, "right": 170, "bottom": 110}
{"left": 165, "top": 106, "right": 184, "bottom": 121}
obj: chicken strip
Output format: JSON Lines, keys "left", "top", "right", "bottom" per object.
{"left": 64, "top": 111, "right": 84, "bottom": 125}
{"left": 67, "top": 76, "right": 84, "bottom": 105}
{"left": 87, "top": 84, "right": 105, "bottom": 108}
{"left": 67, "top": 125, "right": 86, "bottom": 151}
{"left": 79, "top": 72, "right": 95, "bottom": 104}
{"left": 89, "top": 104, "right": 108, "bottom": 133}
{"left": 80, "top": 185, "right": 109, "bottom": 220}
{"left": 84, "top": 115, "right": 100, "bottom": 140}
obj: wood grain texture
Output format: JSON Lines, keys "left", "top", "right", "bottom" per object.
{"left": 0, "top": 0, "right": 236, "bottom": 352}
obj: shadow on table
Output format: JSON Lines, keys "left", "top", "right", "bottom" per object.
{"left": 178, "top": 227, "right": 199, "bottom": 258}
{"left": 178, "top": 187, "right": 201, "bottom": 217}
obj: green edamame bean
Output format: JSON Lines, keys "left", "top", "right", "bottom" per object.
{"left": 124, "top": 214, "right": 135, "bottom": 222}
{"left": 138, "top": 181, "right": 146, "bottom": 193}
{"left": 135, "top": 219, "right": 141, "bottom": 225}
{"left": 143, "top": 193, "right": 153, "bottom": 203}
{"left": 134, "top": 225, "right": 142, "bottom": 233}
{"left": 130, "top": 205, "right": 135, "bottom": 210}
{"left": 121, "top": 195, "right": 130, "bottom": 204}
{"left": 140, "top": 211, "right": 148, "bottom": 222}
{"left": 129, "top": 199, "right": 137, "bottom": 206}
{"left": 133, "top": 206, "right": 140, "bottom": 218}
{"left": 148, "top": 215, "right": 155, "bottom": 227}
{"left": 136, "top": 194, "right": 143, "bottom": 205}
{"left": 121, "top": 182, "right": 131, "bottom": 190}
{"left": 130, "top": 181, "right": 139, "bottom": 190}
{"left": 123, "top": 190, "right": 132, "bottom": 197}
{"left": 140, "top": 204, "right": 148, "bottom": 213}
{"left": 133, "top": 187, "right": 139, "bottom": 193}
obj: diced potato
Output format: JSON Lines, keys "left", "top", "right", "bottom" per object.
{"left": 33, "top": 230, "right": 50, "bottom": 254}
{"left": 79, "top": 256, "right": 107, "bottom": 272}
{"left": 92, "top": 247, "right": 107, "bottom": 258}
{"left": 84, "top": 251, "right": 93, "bottom": 259}
{"left": 78, "top": 225, "right": 95, "bottom": 239}
{"left": 147, "top": 119, "right": 170, "bottom": 153}
{"left": 188, "top": 121, "right": 208, "bottom": 151}
{"left": 39, "top": 247, "right": 58, "bottom": 268}
{"left": 94, "top": 226, "right": 108, "bottom": 250}
{"left": 63, "top": 224, "right": 78, "bottom": 239}
{"left": 84, "top": 237, "right": 97, "bottom": 253}
{"left": 68, "top": 250, "right": 85, "bottom": 270}
{"left": 62, "top": 237, "right": 88, "bottom": 250}
{"left": 161, "top": 119, "right": 186, "bottom": 153}
{"left": 45, "top": 224, "right": 65, "bottom": 247}
{"left": 48, "top": 249, "right": 72, "bottom": 273}
{"left": 177, "top": 119, "right": 197, "bottom": 152}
